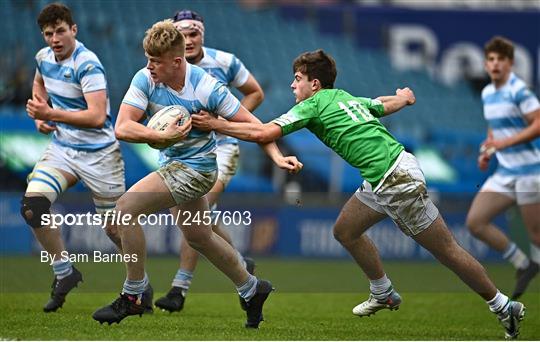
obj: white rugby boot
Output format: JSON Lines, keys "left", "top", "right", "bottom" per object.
{"left": 352, "top": 289, "right": 402, "bottom": 317}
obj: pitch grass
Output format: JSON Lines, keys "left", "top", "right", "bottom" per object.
{"left": 1, "top": 257, "right": 539, "bottom": 340}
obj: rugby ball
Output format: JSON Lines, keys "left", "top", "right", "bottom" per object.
{"left": 147, "top": 105, "right": 190, "bottom": 131}
{"left": 147, "top": 105, "right": 190, "bottom": 149}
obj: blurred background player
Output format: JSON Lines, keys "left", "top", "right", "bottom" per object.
{"left": 192, "top": 49, "right": 527, "bottom": 339}
{"left": 92, "top": 20, "right": 301, "bottom": 327}
{"left": 154, "top": 9, "right": 265, "bottom": 312}
{"left": 466, "top": 36, "right": 540, "bottom": 300}
{"left": 20, "top": 2, "right": 153, "bottom": 313}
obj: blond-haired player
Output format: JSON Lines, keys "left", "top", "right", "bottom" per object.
{"left": 92, "top": 20, "right": 302, "bottom": 328}
{"left": 155, "top": 9, "right": 263, "bottom": 313}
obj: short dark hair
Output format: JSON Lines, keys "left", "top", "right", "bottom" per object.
{"left": 293, "top": 49, "right": 337, "bottom": 89}
{"left": 484, "top": 36, "right": 514, "bottom": 60}
{"left": 37, "top": 2, "right": 74, "bottom": 31}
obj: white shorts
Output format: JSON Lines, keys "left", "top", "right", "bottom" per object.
{"left": 216, "top": 143, "right": 240, "bottom": 186}
{"left": 35, "top": 141, "right": 125, "bottom": 211}
{"left": 157, "top": 161, "right": 217, "bottom": 205}
{"left": 355, "top": 151, "right": 440, "bottom": 236}
{"left": 481, "top": 173, "right": 540, "bottom": 205}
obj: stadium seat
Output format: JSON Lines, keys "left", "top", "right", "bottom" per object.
{"left": 0, "top": 0, "right": 488, "bottom": 193}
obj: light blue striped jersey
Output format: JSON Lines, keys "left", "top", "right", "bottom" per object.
{"left": 482, "top": 72, "right": 540, "bottom": 176}
{"left": 195, "top": 47, "right": 250, "bottom": 146}
{"left": 35, "top": 40, "right": 115, "bottom": 151}
{"left": 122, "top": 63, "right": 241, "bottom": 172}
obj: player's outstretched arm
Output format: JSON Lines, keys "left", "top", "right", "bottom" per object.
{"left": 193, "top": 106, "right": 280, "bottom": 143}
{"left": 228, "top": 106, "right": 302, "bottom": 173}
{"left": 193, "top": 107, "right": 303, "bottom": 173}
{"left": 115, "top": 103, "right": 191, "bottom": 148}
{"left": 376, "top": 87, "right": 416, "bottom": 116}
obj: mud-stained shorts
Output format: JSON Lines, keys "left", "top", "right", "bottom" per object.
{"left": 216, "top": 143, "right": 240, "bottom": 186}
{"left": 355, "top": 151, "right": 439, "bottom": 236}
{"left": 157, "top": 161, "right": 217, "bottom": 205}
{"left": 481, "top": 173, "right": 540, "bottom": 205}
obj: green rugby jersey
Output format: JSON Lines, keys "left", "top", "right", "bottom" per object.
{"left": 272, "top": 89, "right": 404, "bottom": 187}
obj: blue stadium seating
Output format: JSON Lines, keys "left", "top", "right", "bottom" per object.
{"left": 1, "top": 0, "right": 489, "bottom": 194}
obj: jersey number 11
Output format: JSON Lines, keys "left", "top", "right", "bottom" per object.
{"left": 338, "top": 101, "right": 373, "bottom": 123}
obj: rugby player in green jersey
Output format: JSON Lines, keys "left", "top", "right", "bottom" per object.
{"left": 192, "top": 49, "right": 526, "bottom": 339}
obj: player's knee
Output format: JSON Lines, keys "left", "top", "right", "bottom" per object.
{"left": 528, "top": 232, "right": 540, "bottom": 246}
{"left": 104, "top": 224, "right": 122, "bottom": 244}
{"left": 114, "top": 196, "right": 138, "bottom": 219}
{"left": 332, "top": 226, "right": 345, "bottom": 243}
{"left": 465, "top": 213, "right": 485, "bottom": 236}
{"left": 333, "top": 224, "right": 356, "bottom": 245}
{"left": 20, "top": 196, "right": 51, "bottom": 228}
{"left": 530, "top": 238, "right": 540, "bottom": 248}
{"left": 183, "top": 232, "right": 211, "bottom": 251}
{"left": 184, "top": 237, "right": 204, "bottom": 252}
{"left": 524, "top": 217, "right": 540, "bottom": 243}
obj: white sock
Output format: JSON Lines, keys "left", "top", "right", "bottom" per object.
{"left": 487, "top": 290, "right": 510, "bottom": 315}
{"left": 502, "top": 242, "right": 530, "bottom": 270}
{"left": 172, "top": 269, "right": 193, "bottom": 291}
{"left": 369, "top": 274, "right": 392, "bottom": 300}
{"left": 530, "top": 243, "right": 540, "bottom": 264}
{"left": 236, "top": 275, "right": 257, "bottom": 301}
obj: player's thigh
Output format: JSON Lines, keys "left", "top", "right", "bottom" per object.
{"left": 70, "top": 142, "right": 126, "bottom": 213}
{"left": 117, "top": 172, "right": 176, "bottom": 218}
{"left": 207, "top": 180, "right": 226, "bottom": 206}
{"left": 171, "top": 197, "right": 212, "bottom": 244}
{"left": 334, "top": 192, "right": 386, "bottom": 242}
{"left": 520, "top": 203, "right": 540, "bottom": 239}
{"left": 25, "top": 143, "right": 79, "bottom": 199}
{"left": 467, "top": 176, "right": 515, "bottom": 225}
{"left": 516, "top": 175, "right": 540, "bottom": 240}
{"left": 412, "top": 215, "right": 458, "bottom": 255}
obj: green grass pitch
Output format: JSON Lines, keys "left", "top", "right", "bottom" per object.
{"left": 1, "top": 256, "right": 538, "bottom": 340}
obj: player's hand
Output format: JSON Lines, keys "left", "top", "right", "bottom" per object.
{"left": 477, "top": 139, "right": 495, "bottom": 171}
{"left": 156, "top": 116, "right": 192, "bottom": 148}
{"left": 27, "top": 94, "right": 52, "bottom": 120}
{"left": 192, "top": 111, "right": 218, "bottom": 131}
{"left": 34, "top": 119, "right": 57, "bottom": 134}
{"left": 396, "top": 87, "right": 416, "bottom": 105}
{"left": 276, "top": 156, "right": 303, "bottom": 174}
{"left": 478, "top": 153, "right": 491, "bottom": 171}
